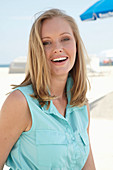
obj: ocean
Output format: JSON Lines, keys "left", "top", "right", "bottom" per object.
{"left": 0, "top": 64, "right": 10, "bottom": 67}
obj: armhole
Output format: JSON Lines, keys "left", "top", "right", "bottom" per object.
{"left": 86, "top": 103, "right": 90, "bottom": 134}
{"left": 13, "top": 88, "right": 35, "bottom": 134}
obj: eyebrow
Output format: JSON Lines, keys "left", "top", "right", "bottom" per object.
{"left": 41, "top": 32, "right": 71, "bottom": 40}
{"left": 60, "top": 32, "right": 71, "bottom": 36}
{"left": 41, "top": 36, "right": 51, "bottom": 40}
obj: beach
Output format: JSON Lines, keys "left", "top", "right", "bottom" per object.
{"left": 1, "top": 66, "right": 113, "bottom": 170}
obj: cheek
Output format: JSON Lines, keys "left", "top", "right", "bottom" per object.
{"left": 66, "top": 43, "right": 76, "bottom": 58}
{"left": 68, "top": 43, "right": 77, "bottom": 67}
{"left": 44, "top": 48, "right": 50, "bottom": 60}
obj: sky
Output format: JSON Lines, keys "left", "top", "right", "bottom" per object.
{"left": 0, "top": 0, "right": 113, "bottom": 64}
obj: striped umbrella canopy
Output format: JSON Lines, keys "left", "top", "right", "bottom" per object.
{"left": 80, "top": 0, "right": 113, "bottom": 21}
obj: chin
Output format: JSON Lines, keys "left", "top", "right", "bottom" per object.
{"left": 52, "top": 71, "right": 69, "bottom": 77}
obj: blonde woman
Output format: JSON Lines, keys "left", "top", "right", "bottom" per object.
{"left": 0, "top": 9, "right": 96, "bottom": 170}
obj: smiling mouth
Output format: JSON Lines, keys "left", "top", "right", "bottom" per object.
{"left": 51, "top": 57, "right": 68, "bottom": 62}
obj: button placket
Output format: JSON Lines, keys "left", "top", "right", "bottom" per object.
{"left": 65, "top": 123, "right": 79, "bottom": 167}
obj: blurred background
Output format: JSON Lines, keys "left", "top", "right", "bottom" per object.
{"left": 0, "top": 0, "right": 113, "bottom": 169}
{"left": 0, "top": 0, "right": 113, "bottom": 66}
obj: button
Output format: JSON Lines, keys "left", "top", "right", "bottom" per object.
{"left": 72, "top": 137, "right": 75, "bottom": 141}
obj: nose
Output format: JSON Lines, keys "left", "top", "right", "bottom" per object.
{"left": 53, "top": 41, "right": 63, "bottom": 54}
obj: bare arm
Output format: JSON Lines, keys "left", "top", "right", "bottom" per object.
{"left": 82, "top": 103, "right": 96, "bottom": 170}
{"left": 0, "top": 90, "right": 31, "bottom": 168}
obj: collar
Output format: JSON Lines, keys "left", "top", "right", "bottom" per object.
{"left": 42, "top": 75, "right": 74, "bottom": 117}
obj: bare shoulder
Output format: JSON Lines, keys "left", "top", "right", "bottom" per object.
{"left": 0, "top": 89, "right": 31, "bottom": 133}
{"left": 1, "top": 89, "right": 28, "bottom": 112}
{"left": 5, "top": 89, "right": 28, "bottom": 106}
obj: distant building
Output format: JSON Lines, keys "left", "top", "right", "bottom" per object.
{"left": 9, "top": 56, "right": 27, "bottom": 73}
{"left": 99, "top": 49, "right": 113, "bottom": 66}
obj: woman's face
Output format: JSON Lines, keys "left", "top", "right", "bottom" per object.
{"left": 41, "top": 17, "right": 77, "bottom": 78}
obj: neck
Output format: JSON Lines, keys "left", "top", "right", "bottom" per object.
{"left": 50, "top": 74, "right": 68, "bottom": 99}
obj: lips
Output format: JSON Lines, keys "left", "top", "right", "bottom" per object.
{"left": 51, "top": 56, "right": 68, "bottom": 62}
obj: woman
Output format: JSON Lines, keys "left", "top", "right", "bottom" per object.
{"left": 0, "top": 9, "right": 96, "bottom": 170}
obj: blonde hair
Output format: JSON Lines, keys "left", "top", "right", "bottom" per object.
{"left": 13, "top": 8, "right": 89, "bottom": 108}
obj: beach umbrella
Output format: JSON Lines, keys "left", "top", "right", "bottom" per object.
{"left": 80, "top": 0, "right": 113, "bottom": 21}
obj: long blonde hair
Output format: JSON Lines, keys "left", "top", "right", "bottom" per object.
{"left": 13, "top": 8, "right": 89, "bottom": 108}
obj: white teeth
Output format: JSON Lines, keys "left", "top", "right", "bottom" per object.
{"left": 52, "top": 57, "right": 67, "bottom": 62}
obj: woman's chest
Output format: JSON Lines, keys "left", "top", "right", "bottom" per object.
{"left": 19, "top": 112, "right": 89, "bottom": 169}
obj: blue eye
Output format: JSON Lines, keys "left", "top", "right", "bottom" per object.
{"left": 43, "top": 41, "right": 51, "bottom": 46}
{"left": 62, "top": 37, "right": 70, "bottom": 41}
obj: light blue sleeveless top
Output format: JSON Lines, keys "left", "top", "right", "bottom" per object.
{"left": 6, "top": 76, "right": 89, "bottom": 170}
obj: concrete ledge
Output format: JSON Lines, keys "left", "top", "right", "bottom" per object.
{"left": 9, "top": 56, "right": 27, "bottom": 73}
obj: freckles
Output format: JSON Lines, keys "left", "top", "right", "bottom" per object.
{"left": 43, "top": 47, "right": 49, "bottom": 59}
{"left": 44, "top": 46, "right": 52, "bottom": 57}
